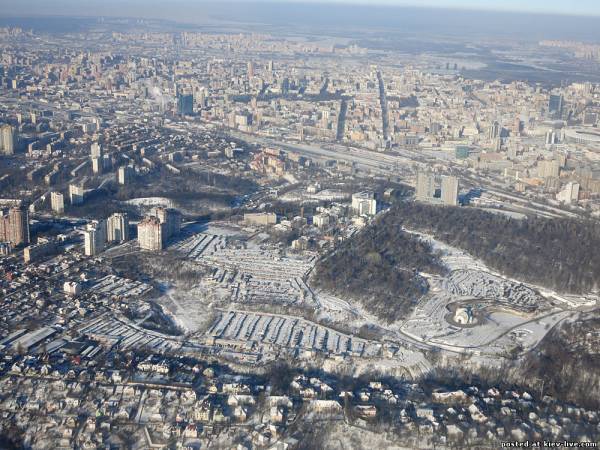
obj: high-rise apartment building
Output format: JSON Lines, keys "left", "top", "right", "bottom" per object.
{"left": 488, "top": 121, "right": 500, "bottom": 140}
{"left": 441, "top": 176, "right": 459, "bottom": 206}
{"left": 69, "top": 184, "right": 85, "bottom": 205}
{"left": 51, "top": 192, "right": 65, "bottom": 214}
{"left": 0, "top": 124, "right": 15, "bottom": 155}
{"left": 138, "top": 216, "right": 163, "bottom": 251}
{"left": 415, "top": 171, "right": 435, "bottom": 201}
{"left": 556, "top": 182, "right": 580, "bottom": 205}
{"left": 83, "top": 229, "right": 97, "bottom": 257}
{"left": 548, "top": 94, "right": 564, "bottom": 119}
{"left": 107, "top": 213, "right": 129, "bottom": 243}
{"left": 351, "top": 192, "right": 377, "bottom": 216}
{"left": 90, "top": 142, "right": 102, "bottom": 159}
{"left": 537, "top": 159, "right": 560, "bottom": 178}
{"left": 92, "top": 157, "right": 102, "bottom": 174}
{"left": 177, "top": 92, "right": 194, "bottom": 116}
{"left": 117, "top": 166, "right": 133, "bottom": 185}
{"left": 83, "top": 220, "right": 107, "bottom": 256}
{"left": 155, "top": 207, "right": 181, "bottom": 241}
{"left": 0, "top": 206, "right": 30, "bottom": 247}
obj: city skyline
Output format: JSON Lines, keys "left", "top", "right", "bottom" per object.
{"left": 1, "top": 6, "right": 599, "bottom": 449}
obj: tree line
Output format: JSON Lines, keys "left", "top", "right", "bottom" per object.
{"left": 312, "top": 212, "right": 447, "bottom": 323}
{"left": 390, "top": 202, "right": 600, "bottom": 294}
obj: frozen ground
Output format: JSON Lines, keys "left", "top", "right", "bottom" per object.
{"left": 135, "top": 222, "right": 587, "bottom": 371}
{"left": 91, "top": 275, "right": 153, "bottom": 299}
{"left": 209, "top": 309, "right": 379, "bottom": 357}
{"left": 443, "top": 269, "right": 545, "bottom": 312}
{"left": 124, "top": 197, "right": 175, "bottom": 208}
{"left": 396, "top": 229, "right": 576, "bottom": 355}
{"left": 279, "top": 189, "right": 351, "bottom": 203}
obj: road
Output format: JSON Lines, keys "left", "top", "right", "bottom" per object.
{"left": 224, "top": 128, "right": 414, "bottom": 175}
{"left": 220, "top": 126, "right": 582, "bottom": 220}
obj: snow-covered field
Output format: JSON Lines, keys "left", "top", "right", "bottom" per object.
{"left": 396, "top": 229, "right": 573, "bottom": 355}
{"left": 146, "top": 222, "right": 584, "bottom": 370}
{"left": 124, "top": 197, "right": 175, "bottom": 208}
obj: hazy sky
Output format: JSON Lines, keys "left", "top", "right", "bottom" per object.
{"left": 0, "top": 0, "right": 599, "bottom": 18}
{"left": 291, "top": 0, "right": 600, "bottom": 16}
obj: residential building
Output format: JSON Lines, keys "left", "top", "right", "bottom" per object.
{"left": 138, "top": 216, "right": 163, "bottom": 251}
{"left": 441, "top": 176, "right": 459, "bottom": 206}
{"left": 351, "top": 191, "right": 377, "bottom": 216}
{"left": 107, "top": 213, "right": 129, "bottom": 243}
{"left": 415, "top": 171, "right": 435, "bottom": 201}
{"left": 51, "top": 192, "right": 65, "bottom": 214}
{"left": 0, "top": 206, "right": 30, "bottom": 247}
{"left": 244, "top": 212, "right": 277, "bottom": 226}
{"left": 155, "top": 207, "right": 181, "bottom": 241}
{"left": 69, "top": 184, "right": 85, "bottom": 205}
{"left": 83, "top": 220, "right": 107, "bottom": 256}
{"left": 0, "top": 124, "right": 15, "bottom": 155}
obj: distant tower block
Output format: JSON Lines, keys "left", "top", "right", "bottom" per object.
{"left": 83, "top": 220, "right": 107, "bottom": 256}
{"left": 138, "top": 216, "right": 163, "bottom": 251}
{"left": 0, "top": 206, "right": 30, "bottom": 246}
{"left": 441, "top": 175, "right": 459, "bottom": 206}
{"left": 107, "top": 213, "right": 129, "bottom": 243}
{"left": 69, "top": 184, "right": 85, "bottom": 205}
{"left": 92, "top": 157, "right": 102, "bottom": 174}
{"left": 90, "top": 142, "right": 102, "bottom": 159}
{"left": 117, "top": 166, "right": 133, "bottom": 185}
{"left": 415, "top": 171, "right": 435, "bottom": 201}
{"left": 51, "top": 192, "right": 65, "bottom": 214}
{"left": 1, "top": 124, "right": 15, "bottom": 155}
{"left": 155, "top": 207, "right": 182, "bottom": 242}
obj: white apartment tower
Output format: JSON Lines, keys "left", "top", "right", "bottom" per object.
{"left": 441, "top": 176, "right": 459, "bottom": 206}
{"left": 107, "top": 213, "right": 129, "bottom": 243}
{"left": 51, "top": 192, "right": 65, "bottom": 214}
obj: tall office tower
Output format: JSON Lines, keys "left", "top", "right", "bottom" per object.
{"left": 247, "top": 61, "right": 254, "bottom": 78}
{"left": 155, "top": 207, "right": 181, "bottom": 241}
{"left": 69, "top": 184, "right": 85, "bottom": 205}
{"left": 1, "top": 124, "right": 15, "bottom": 155}
{"left": 90, "top": 142, "right": 102, "bottom": 159}
{"left": 415, "top": 171, "right": 435, "bottom": 201}
{"left": 138, "top": 216, "right": 163, "bottom": 251}
{"left": 107, "top": 213, "right": 129, "bottom": 243}
{"left": 441, "top": 176, "right": 459, "bottom": 206}
{"left": 51, "top": 192, "right": 65, "bottom": 214}
{"left": 0, "top": 207, "right": 30, "bottom": 246}
{"left": 548, "top": 94, "right": 564, "bottom": 119}
{"left": 177, "top": 91, "right": 194, "bottom": 116}
{"left": 83, "top": 220, "right": 106, "bottom": 256}
{"left": 488, "top": 121, "right": 500, "bottom": 140}
{"left": 267, "top": 60, "right": 274, "bottom": 72}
